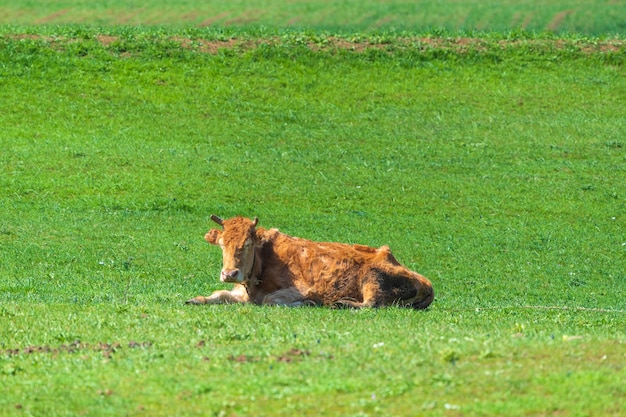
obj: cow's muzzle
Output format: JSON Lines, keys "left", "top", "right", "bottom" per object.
{"left": 221, "top": 269, "right": 242, "bottom": 283}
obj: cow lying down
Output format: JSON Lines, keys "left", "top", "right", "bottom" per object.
{"left": 186, "top": 215, "right": 434, "bottom": 309}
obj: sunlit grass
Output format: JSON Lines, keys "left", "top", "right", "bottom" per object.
{"left": 0, "top": 28, "right": 625, "bottom": 416}
{"left": 0, "top": 0, "right": 625, "bottom": 34}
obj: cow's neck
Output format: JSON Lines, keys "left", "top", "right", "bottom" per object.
{"left": 243, "top": 248, "right": 261, "bottom": 289}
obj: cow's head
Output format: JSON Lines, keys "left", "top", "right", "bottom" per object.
{"left": 205, "top": 215, "right": 259, "bottom": 283}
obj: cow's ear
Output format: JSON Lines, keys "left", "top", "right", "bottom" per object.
{"left": 205, "top": 229, "right": 223, "bottom": 245}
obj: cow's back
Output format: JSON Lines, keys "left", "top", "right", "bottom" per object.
{"left": 258, "top": 230, "right": 403, "bottom": 304}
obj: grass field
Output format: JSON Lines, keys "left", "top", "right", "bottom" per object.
{"left": 1, "top": 6, "right": 626, "bottom": 417}
{"left": 1, "top": 0, "right": 626, "bottom": 34}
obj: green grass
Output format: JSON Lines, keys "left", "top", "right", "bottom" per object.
{"left": 1, "top": 304, "right": 625, "bottom": 416}
{"left": 1, "top": 0, "right": 626, "bottom": 34}
{"left": 1, "top": 26, "right": 625, "bottom": 416}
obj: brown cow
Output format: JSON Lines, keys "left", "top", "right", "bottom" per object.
{"left": 185, "top": 215, "right": 434, "bottom": 309}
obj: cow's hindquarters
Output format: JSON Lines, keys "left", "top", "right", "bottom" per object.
{"left": 360, "top": 267, "right": 434, "bottom": 309}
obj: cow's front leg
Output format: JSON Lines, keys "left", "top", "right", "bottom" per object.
{"left": 262, "top": 287, "right": 312, "bottom": 306}
{"left": 185, "top": 285, "right": 249, "bottom": 305}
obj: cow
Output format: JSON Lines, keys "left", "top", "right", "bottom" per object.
{"left": 185, "top": 215, "right": 434, "bottom": 309}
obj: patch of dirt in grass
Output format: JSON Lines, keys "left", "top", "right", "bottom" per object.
{"left": 287, "top": 16, "right": 301, "bottom": 26}
{"left": 5, "top": 33, "right": 625, "bottom": 55}
{"left": 225, "top": 9, "right": 264, "bottom": 26}
{"left": 1, "top": 340, "right": 152, "bottom": 358}
{"left": 113, "top": 9, "right": 147, "bottom": 25}
{"left": 198, "top": 12, "right": 231, "bottom": 27}
{"left": 35, "top": 8, "right": 71, "bottom": 24}
{"left": 228, "top": 354, "right": 259, "bottom": 363}
{"left": 12, "top": 33, "right": 50, "bottom": 42}
{"left": 375, "top": 16, "right": 396, "bottom": 27}
{"left": 547, "top": 9, "right": 575, "bottom": 32}
{"left": 276, "top": 348, "right": 310, "bottom": 363}
{"left": 173, "top": 37, "right": 239, "bottom": 53}
{"left": 96, "top": 35, "right": 118, "bottom": 47}
{"left": 224, "top": 348, "right": 330, "bottom": 364}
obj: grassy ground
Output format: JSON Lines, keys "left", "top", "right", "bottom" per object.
{"left": 1, "top": 27, "right": 625, "bottom": 416}
{"left": 0, "top": 0, "right": 625, "bottom": 34}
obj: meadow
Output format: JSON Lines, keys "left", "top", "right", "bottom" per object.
{"left": 1, "top": 2, "right": 626, "bottom": 416}
{"left": 1, "top": 0, "right": 626, "bottom": 34}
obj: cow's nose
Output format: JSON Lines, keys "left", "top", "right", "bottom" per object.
{"left": 221, "top": 269, "right": 240, "bottom": 282}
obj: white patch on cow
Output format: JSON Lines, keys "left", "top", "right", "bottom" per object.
{"left": 262, "top": 287, "right": 305, "bottom": 306}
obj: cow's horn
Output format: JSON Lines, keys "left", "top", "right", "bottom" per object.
{"left": 252, "top": 217, "right": 258, "bottom": 227}
{"left": 210, "top": 215, "right": 224, "bottom": 226}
